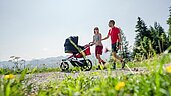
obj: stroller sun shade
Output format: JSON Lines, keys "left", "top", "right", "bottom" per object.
{"left": 64, "top": 36, "right": 80, "bottom": 53}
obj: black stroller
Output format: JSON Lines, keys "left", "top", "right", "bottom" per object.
{"left": 60, "top": 36, "right": 93, "bottom": 71}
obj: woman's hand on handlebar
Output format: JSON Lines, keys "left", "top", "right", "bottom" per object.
{"left": 89, "top": 42, "right": 95, "bottom": 46}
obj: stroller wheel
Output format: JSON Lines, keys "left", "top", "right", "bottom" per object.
{"left": 82, "top": 59, "right": 92, "bottom": 71}
{"left": 60, "top": 62, "right": 69, "bottom": 71}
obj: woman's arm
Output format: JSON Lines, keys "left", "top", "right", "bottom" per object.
{"left": 99, "top": 34, "right": 102, "bottom": 42}
{"left": 90, "top": 36, "right": 95, "bottom": 45}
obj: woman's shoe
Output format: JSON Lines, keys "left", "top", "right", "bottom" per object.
{"left": 96, "top": 65, "right": 101, "bottom": 70}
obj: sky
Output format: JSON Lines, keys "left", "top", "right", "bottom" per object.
{"left": 0, "top": 0, "right": 171, "bottom": 61}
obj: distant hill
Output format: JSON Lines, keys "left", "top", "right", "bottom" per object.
{"left": 0, "top": 53, "right": 111, "bottom": 69}
{"left": 0, "top": 56, "right": 65, "bottom": 69}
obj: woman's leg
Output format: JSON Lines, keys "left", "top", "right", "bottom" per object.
{"left": 96, "top": 46, "right": 106, "bottom": 66}
{"left": 96, "top": 54, "right": 102, "bottom": 64}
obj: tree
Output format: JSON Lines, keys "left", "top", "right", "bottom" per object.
{"left": 133, "top": 7, "right": 171, "bottom": 60}
{"left": 135, "top": 17, "right": 151, "bottom": 45}
{"left": 133, "top": 17, "right": 150, "bottom": 59}
{"left": 133, "top": 17, "right": 169, "bottom": 60}
{"left": 149, "top": 22, "right": 169, "bottom": 53}
{"left": 167, "top": 7, "right": 171, "bottom": 44}
{"left": 118, "top": 29, "right": 131, "bottom": 61}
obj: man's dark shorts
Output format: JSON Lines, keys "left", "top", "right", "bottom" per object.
{"left": 112, "top": 43, "right": 117, "bottom": 52}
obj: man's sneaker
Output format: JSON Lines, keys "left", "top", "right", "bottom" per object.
{"left": 103, "top": 66, "right": 107, "bottom": 69}
{"left": 121, "top": 60, "right": 126, "bottom": 69}
{"left": 113, "top": 62, "right": 116, "bottom": 69}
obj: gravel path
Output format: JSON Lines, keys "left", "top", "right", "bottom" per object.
{"left": 27, "top": 67, "right": 148, "bottom": 85}
{"left": 0, "top": 67, "right": 148, "bottom": 95}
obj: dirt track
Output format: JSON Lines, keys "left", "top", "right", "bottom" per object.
{"left": 27, "top": 67, "right": 148, "bottom": 85}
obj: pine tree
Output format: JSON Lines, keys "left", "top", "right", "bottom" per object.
{"left": 133, "top": 17, "right": 150, "bottom": 59}
{"left": 167, "top": 7, "right": 171, "bottom": 44}
{"left": 118, "top": 29, "right": 131, "bottom": 61}
{"left": 149, "top": 22, "right": 168, "bottom": 53}
{"left": 135, "top": 17, "right": 151, "bottom": 46}
{"left": 133, "top": 9, "right": 171, "bottom": 60}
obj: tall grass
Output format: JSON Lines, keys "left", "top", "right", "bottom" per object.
{"left": 0, "top": 52, "right": 171, "bottom": 96}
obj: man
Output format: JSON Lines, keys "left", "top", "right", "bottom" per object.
{"left": 102, "top": 20, "right": 125, "bottom": 69}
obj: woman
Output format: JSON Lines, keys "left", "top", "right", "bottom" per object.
{"left": 91, "top": 27, "right": 106, "bottom": 69}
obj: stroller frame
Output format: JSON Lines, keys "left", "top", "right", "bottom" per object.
{"left": 60, "top": 37, "right": 93, "bottom": 71}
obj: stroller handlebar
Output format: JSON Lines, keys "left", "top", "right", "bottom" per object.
{"left": 88, "top": 42, "right": 95, "bottom": 46}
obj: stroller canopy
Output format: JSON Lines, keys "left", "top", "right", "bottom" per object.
{"left": 64, "top": 36, "right": 79, "bottom": 53}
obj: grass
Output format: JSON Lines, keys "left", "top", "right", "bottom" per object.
{"left": 0, "top": 67, "right": 61, "bottom": 75}
{"left": 0, "top": 53, "right": 171, "bottom": 96}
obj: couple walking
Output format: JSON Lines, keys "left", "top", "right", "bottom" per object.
{"left": 90, "top": 20, "right": 125, "bottom": 69}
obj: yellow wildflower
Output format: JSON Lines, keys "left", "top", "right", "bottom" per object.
{"left": 166, "top": 65, "right": 171, "bottom": 73}
{"left": 4, "top": 74, "right": 15, "bottom": 79}
{"left": 115, "top": 82, "right": 125, "bottom": 91}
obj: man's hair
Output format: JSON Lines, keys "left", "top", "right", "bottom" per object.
{"left": 109, "top": 20, "right": 115, "bottom": 25}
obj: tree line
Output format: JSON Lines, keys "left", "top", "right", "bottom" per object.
{"left": 118, "top": 7, "right": 171, "bottom": 62}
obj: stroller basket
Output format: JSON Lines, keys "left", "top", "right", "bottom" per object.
{"left": 74, "top": 45, "right": 91, "bottom": 58}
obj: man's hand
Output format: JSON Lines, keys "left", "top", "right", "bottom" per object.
{"left": 117, "top": 42, "right": 122, "bottom": 51}
{"left": 118, "top": 45, "right": 123, "bottom": 51}
{"left": 102, "top": 35, "right": 109, "bottom": 41}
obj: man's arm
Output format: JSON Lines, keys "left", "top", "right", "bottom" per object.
{"left": 102, "top": 34, "right": 109, "bottom": 41}
{"left": 118, "top": 33, "right": 122, "bottom": 43}
{"left": 118, "top": 32, "right": 122, "bottom": 50}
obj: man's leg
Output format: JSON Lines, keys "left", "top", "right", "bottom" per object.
{"left": 111, "top": 43, "right": 125, "bottom": 69}
{"left": 112, "top": 52, "right": 120, "bottom": 69}
{"left": 113, "top": 52, "right": 125, "bottom": 69}
{"left": 112, "top": 52, "right": 125, "bottom": 69}
{"left": 112, "top": 52, "right": 122, "bottom": 61}
{"left": 111, "top": 44, "right": 117, "bottom": 69}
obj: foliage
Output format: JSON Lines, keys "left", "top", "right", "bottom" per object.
{"left": 133, "top": 16, "right": 170, "bottom": 60}
{"left": 0, "top": 53, "right": 171, "bottom": 96}
{"left": 118, "top": 29, "right": 131, "bottom": 61}
{"left": 0, "top": 67, "right": 61, "bottom": 75}
{"left": 167, "top": 7, "right": 171, "bottom": 42}
{"left": 133, "top": 17, "right": 151, "bottom": 59}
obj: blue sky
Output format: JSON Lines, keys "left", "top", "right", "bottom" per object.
{"left": 0, "top": 0, "right": 171, "bottom": 61}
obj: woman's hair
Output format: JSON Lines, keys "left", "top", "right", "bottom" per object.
{"left": 94, "top": 27, "right": 99, "bottom": 34}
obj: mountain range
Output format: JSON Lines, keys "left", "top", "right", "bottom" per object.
{"left": 0, "top": 53, "right": 110, "bottom": 69}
